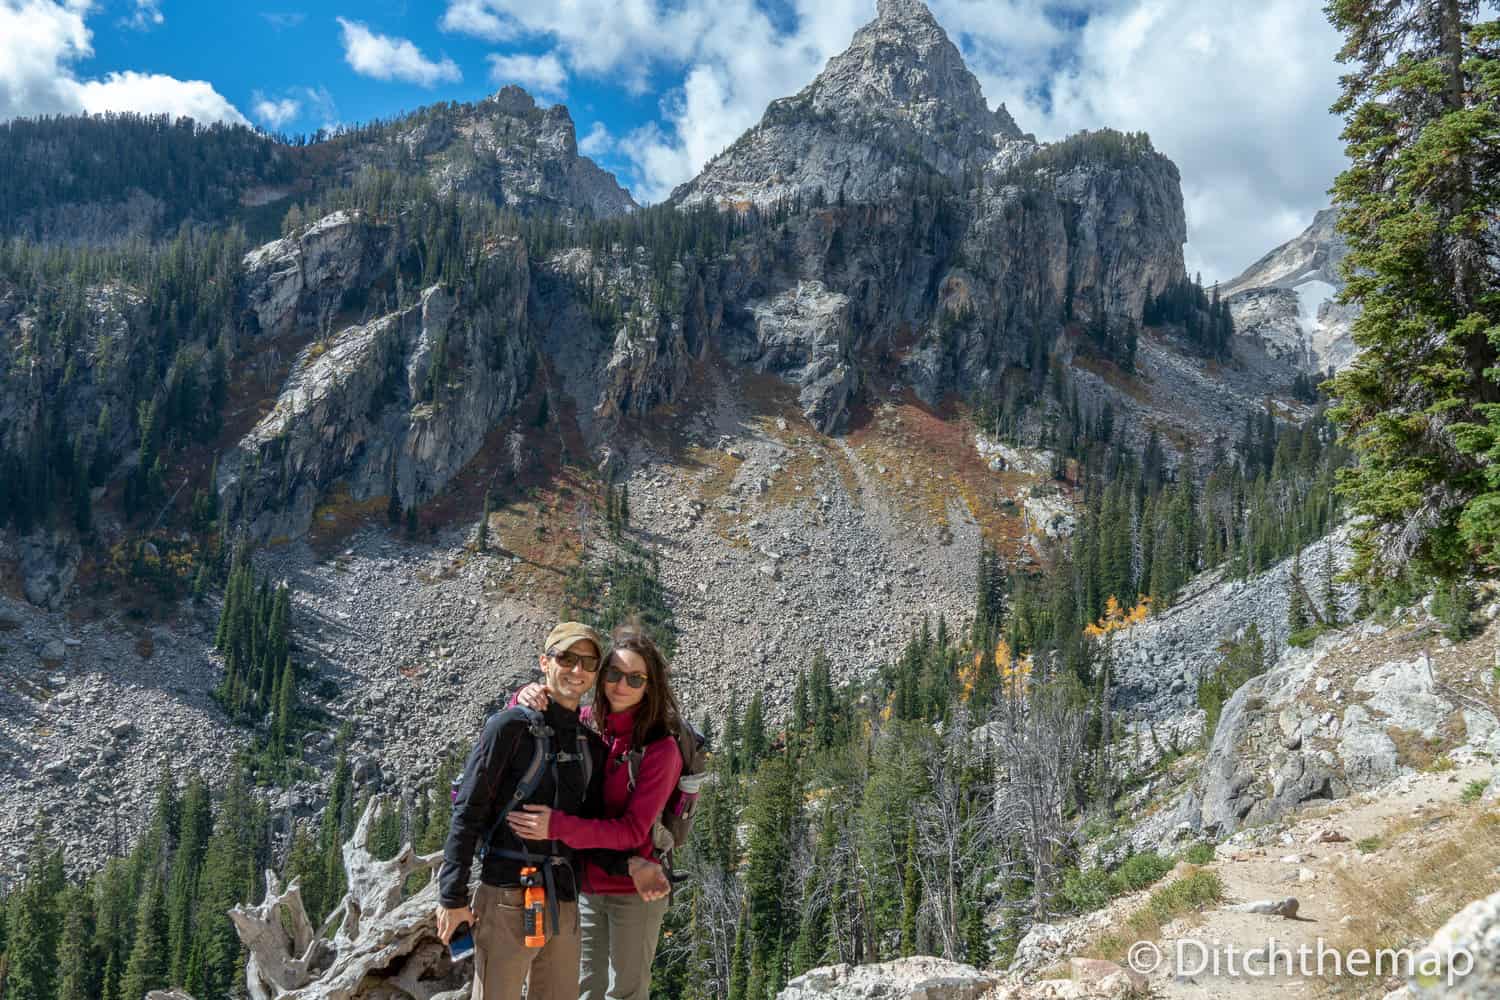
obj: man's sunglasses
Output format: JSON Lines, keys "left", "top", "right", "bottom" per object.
{"left": 604, "top": 665, "right": 648, "bottom": 689}
{"left": 550, "top": 648, "right": 600, "bottom": 672}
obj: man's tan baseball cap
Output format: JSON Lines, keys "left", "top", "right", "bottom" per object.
{"left": 544, "top": 621, "right": 602, "bottom": 655}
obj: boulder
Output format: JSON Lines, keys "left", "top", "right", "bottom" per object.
{"left": 778, "top": 958, "right": 995, "bottom": 1000}
{"left": 40, "top": 640, "right": 66, "bottom": 666}
{"left": 1069, "top": 957, "right": 1148, "bottom": 994}
{"left": 19, "top": 530, "right": 81, "bottom": 611}
{"left": 351, "top": 757, "right": 381, "bottom": 787}
{"left": 1407, "top": 886, "right": 1500, "bottom": 998}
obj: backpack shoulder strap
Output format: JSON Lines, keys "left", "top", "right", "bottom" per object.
{"left": 576, "top": 730, "right": 593, "bottom": 789}
{"left": 623, "top": 747, "right": 645, "bottom": 792}
{"left": 479, "top": 706, "right": 551, "bottom": 855}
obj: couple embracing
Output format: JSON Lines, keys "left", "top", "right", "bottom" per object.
{"left": 434, "top": 621, "right": 694, "bottom": 1000}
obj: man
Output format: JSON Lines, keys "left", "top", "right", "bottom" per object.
{"left": 437, "top": 621, "right": 657, "bottom": 999}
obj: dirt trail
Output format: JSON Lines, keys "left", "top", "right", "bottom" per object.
{"left": 1145, "top": 763, "right": 1492, "bottom": 999}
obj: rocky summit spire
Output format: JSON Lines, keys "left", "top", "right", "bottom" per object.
{"left": 876, "top": 0, "right": 939, "bottom": 24}
{"left": 810, "top": 0, "right": 1019, "bottom": 139}
{"left": 670, "top": 0, "right": 1023, "bottom": 208}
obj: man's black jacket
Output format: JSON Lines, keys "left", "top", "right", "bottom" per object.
{"left": 438, "top": 699, "right": 624, "bottom": 909}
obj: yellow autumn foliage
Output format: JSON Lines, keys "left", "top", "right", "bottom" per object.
{"left": 1084, "top": 594, "right": 1151, "bottom": 639}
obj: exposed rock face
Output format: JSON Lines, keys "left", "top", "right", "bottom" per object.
{"left": 339, "top": 86, "right": 636, "bottom": 218}
{"left": 220, "top": 239, "right": 532, "bottom": 542}
{"left": 15, "top": 529, "right": 82, "bottom": 611}
{"left": 672, "top": 0, "right": 1023, "bottom": 208}
{"left": 1224, "top": 208, "right": 1358, "bottom": 373}
{"left": 778, "top": 957, "right": 996, "bottom": 1000}
{"left": 587, "top": 139, "right": 1185, "bottom": 435}
{"left": 241, "top": 210, "right": 394, "bottom": 339}
{"left": 737, "top": 281, "right": 857, "bottom": 432}
{"left": 1175, "top": 613, "right": 1500, "bottom": 839}
{"left": 905, "top": 147, "right": 1185, "bottom": 405}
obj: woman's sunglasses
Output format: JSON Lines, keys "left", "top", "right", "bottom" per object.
{"left": 604, "top": 665, "right": 648, "bottom": 689}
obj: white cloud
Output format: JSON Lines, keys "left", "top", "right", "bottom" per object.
{"left": 252, "top": 92, "right": 301, "bottom": 128}
{"left": 249, "top": 84, "right": 337, "bottom": 132}
{"left": 75, "top": 71, "right": 247, "bottom": 123}
{"left": 577, "top": 120, "right": 613, "bottom": 158}
{"left": 122, "top": 0, "right": 162, "bottom": 30}
{"left": 965, "top": 0, "right": 1347, "bottom": 282}
{"left": 0, "top": 0, "right": 246, "bottom": 124}
{"left": 441, "top": 0, "right": 516, "bottom": 41}
{"left": 337, "top": 17, "right": 462, "bottom": 87}
{"left": 486, "top": 51, "right": 566, "bottom": 99}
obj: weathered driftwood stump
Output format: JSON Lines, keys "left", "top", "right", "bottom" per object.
{"left": 230, "top": 795, "right": 469, "bottom": 1000}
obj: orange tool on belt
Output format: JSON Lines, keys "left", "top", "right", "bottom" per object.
{"left": 520, "top": 866, "right": 547, "bottom": 948}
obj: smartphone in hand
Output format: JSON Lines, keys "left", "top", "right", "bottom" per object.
{"left": 448, "top": 922, "right": 474, "bottom": 961}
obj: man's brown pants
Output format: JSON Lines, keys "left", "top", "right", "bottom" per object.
{"left": 471, "top": 883, "right": 581, "bottom": 1000}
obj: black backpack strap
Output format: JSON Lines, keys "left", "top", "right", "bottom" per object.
{"left": 553, "top": 729, "right": 593, "bottom": 790}
{"left": 622, "top": 747, "right": 645, "bottom": 793}
{"left": 478, "top": 707, "right": 552, "bottom": 859}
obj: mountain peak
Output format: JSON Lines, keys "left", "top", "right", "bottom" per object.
{"left": 815, "top": 0, "right": 1016, "bottom": 136}
{"left": 875, "top": 0, "right": 940, "bottom": 26}
{"left": 671, "top": 0, "right": 1020, "bottom": 207}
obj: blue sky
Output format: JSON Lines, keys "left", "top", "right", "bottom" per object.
{"left": 0, "top": 0, "right": 1351, "bottom": 282}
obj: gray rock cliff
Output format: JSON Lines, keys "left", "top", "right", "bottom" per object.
{"left": 1224, "top": 207, "right": 1358, "bottom": 373}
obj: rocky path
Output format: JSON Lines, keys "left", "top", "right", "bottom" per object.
{"left": 1147, "top": 763, "right": 1493, "bottom": 999}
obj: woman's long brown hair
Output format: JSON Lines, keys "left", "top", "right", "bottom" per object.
{"left": 592, "top": 630, "right": 682, "bottom": 749}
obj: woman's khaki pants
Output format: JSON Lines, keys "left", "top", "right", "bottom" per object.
{"left": 471, "top": 883, "right": 581, "bottom": 1000}
{"left": 577, "top": 891, "right": 670, "bottom": 1000}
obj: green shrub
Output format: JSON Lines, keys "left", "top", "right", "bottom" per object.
{"left": 1356, "top": 835, "right": 1381, "bottom": 854}
{"left": 1184, "top": 842, "right": 1216, "bottom": 865}
{"left": 1144, "top": 870, "right": 1224, "bottom": 922}
{"left": 1112, "top": 851, "right": 1175, "bottom": 893}
{"left": 1432, "top": 578, "right": 1477, "bottom": 642}
{"left": 1287, "top": 625, "right": 1327, "bottom": 648}
{"left": 1461, "top": 779, "right": 1490, "bottom": 803}
{"left": 1059, "top": 866, "right": 1114, "bottom": 913}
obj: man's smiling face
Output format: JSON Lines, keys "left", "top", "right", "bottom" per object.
{"left": 540, "top": 639, "right": 599, "bottom": 708}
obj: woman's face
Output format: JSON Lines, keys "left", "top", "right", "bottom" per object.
{"left": 603, "top": 648, "right": 649, "bottom": 713}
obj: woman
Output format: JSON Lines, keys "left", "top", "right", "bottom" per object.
{"left": 505, "top": 631, "right": 684, "bottom": 1000}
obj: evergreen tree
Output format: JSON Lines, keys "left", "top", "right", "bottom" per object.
{"left": 899, "top": 816, "right": 920, "bottom": 956}
{"left": 5, "top": 824, "right": 65, "bottom": 1000}
{"left": 727, "top": 911, "right": 750, "bottom": 1000}
{"left": 1324, "top": 0, "right": 1500, "bottom": 578}
{"left": 742, "top": 691, "right": 767, "bottom": 774}
{"left": 743, "top": 756, "right": 799, "bottom": 989}
{"left": 167, "top": 773, "right": 212, "bottom": 985}
{"left": 56, "top": 884, "right": 99, "bottom": 1000}
{"left": 1321, "top": 541, "right": 1340, "bottom": 626}
{"left": 121, "top": 876, "right": 169, "bottom": 1000}
{"left": 1288, "top": 548, "right": 1310, "bottom": 632}
{"left": 387, "top": 482, "right": 403, "bottom": 525}
{"left": 962, "top": 893, "right": 991, "bottom": 967}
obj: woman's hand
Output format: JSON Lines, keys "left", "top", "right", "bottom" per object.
{"left": 628, "top": 857, "right": 670, "bottom": 902}
{"left": 507, "top": 803, "right": 553, "bottom": 840}
{"left": 517, "top": 682, "right": 550, "bottom": 711}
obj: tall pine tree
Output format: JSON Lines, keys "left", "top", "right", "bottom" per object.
{"left": 1325, "top": 0, "right": 1500, "bottom": 579}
